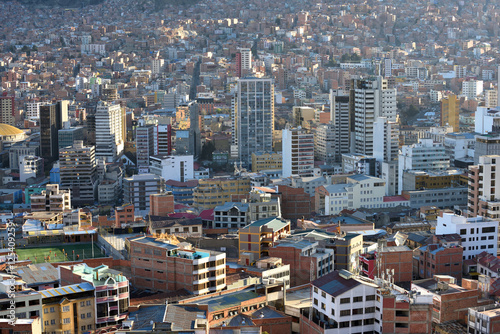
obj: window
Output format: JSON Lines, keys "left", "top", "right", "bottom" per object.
{"left": 44, "top": 321, "right": 49, "bottom": 326}
{"left": 50, "top": 307, "right": 55, "bottom": 313}
{"left": 87, "top": 325, "right": 92, "bottom": 330}
{"left": 86, "top": 300, "right": 91, "bottom": 306}
{"left": 63, "top": 318, "right": 70, "bottom": 324}
{"left": 483, "top": 227, "right": 495, "bottom": 233}
{"left": 81, "top": 314, "right": 86, "bottom": 319}
{"left": 331, "top": 297, "right": 335, "bottom": 303}
{"left": 50, "top": 320, "right": 56, "bottom": 325}
{"left": 351, "top": 320, "right": 362, "bottom": 327}
{"left": 396, "top": 310, "right": 409, "bottom": 317}
{"left": 44, "top": 308, "right": 48, "bottom": 314}
{"left": 321, "top": 292, "right": 326, "bottom": 298}
{"left": 340, "top": 310, "right": 351, "bottom": 316}
{"left": 353, "top": 308, "right": 363, "bottom": 315}
{"left": 340, "top": 297, "right": 350, "bottom": 304}
{"left": 331, "top": 309, "right": 335, "bottom": 316}
{"left": 366, "top": 295, "right": 375, "bottom": 301}
{"left": 395, "top": 323, "right": 409, "bottom": 328}
{"left": 87, "top": 312, "right": 91, "bottom": 318}
{"left": 313, "top": 298, "right": 318, "bottom": 306}
{"left": 353, "top": 296, "right": 363, "bottom": 303}
{"left": 321, "top": 303, "right": 326, "bottom": 310}
{"left": 80, "top": 301, "right": 85, "bottom": 307}
{"left": 364, "top": 318, "right": 375, "bottom": 325}
{"left": 365, "top": 307, "right": 375, "bottom": 313}
{"left": 339, "top": 321, "right": 350, "bottom": 328}
{"left": 62, "top": 306, "right": 70, "bottom": 312}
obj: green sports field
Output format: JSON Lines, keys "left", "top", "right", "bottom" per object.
{"left": 16, "top": 244, "right": 106, "bottom": 264}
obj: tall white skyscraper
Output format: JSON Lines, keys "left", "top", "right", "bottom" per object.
{"left": 231, "top": 77, "right": 274, "bottom": 166}
{"left": 95, "top": 101, "right": 124, "bottom": 162}
{"left": 353, "top": 77, "right": 397, "bottom": 156}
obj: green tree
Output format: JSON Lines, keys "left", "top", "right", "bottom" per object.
{"left": 200, "top": 141, "right": 216, "bottom": 161}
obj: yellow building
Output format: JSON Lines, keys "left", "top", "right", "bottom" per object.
{"left": 41, "top": 282, "right": 96, "bottom": 334}
{"left": 193, "top": 177, "right": 251, "bottom": 209}
{"left": 402, "top": 170, "right": 466, "bottom": 191}
{"left": 251, "top": 152, "right": 282, "bottom": 172}
{"left": 441, "top": 94, "right": 459, "bottom": 132}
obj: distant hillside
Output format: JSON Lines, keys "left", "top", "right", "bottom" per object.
{"left": 5, "top": 0, "right": 104, "bottom": 8}
{"left": 154, "top": 0, "right": 200, "bottom": 10}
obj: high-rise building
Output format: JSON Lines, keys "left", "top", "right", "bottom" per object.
{"left": 59, "top": 141, "right": 98, "bottom": 205}
{"left": 352, "top": 77, "right": 397, "bottom": 156}
{"left": 384, "top": 58, "right": 392, "bottom": 78}
{"left": 154, "top": 124, "right": 172, "bottom": 156}
{"left": 373, "top": 116, "right": 399, "bottom": 163}
{"left": 468, "top": 155, "right": 500, "bottom": 219}
{"left": 0, "top": 95, "right": 15, "bottom": 125}
{"left": 485, "top": 89, "right": 498, "bottom": 109}
{"left": 188, "top": 102, "right": 201, "bottom": 158}
{"left": 282, "top": 126, "right": 314, "bottom": 178}
{"left": 40, "top": 101, "right": 68, "bottom": 163}
{"left": 151, "top": 57, "right": 165, "bottom": 74}
{"left": 136, "top": 124, "right": 155, "bottom": 169}
{"left": 231, "top": 77, "right": 274, "bottom": 166}
{"left": 95, "top": 101, "right": 124, "bottom": 162}
{"left": 314, "top": 123, "right": 335, "bottom": 164}
{"left": 329, "top": 89, "right": 351, "bottom": 162}
{"left": 474, "top": 133, "right": 500, "bottom": 164}
{"left": 236, "top": 48, "right": 252, "bottom": 77}
{"left": 441, "top": 94, "right": 459, "bottom": 132}
{"left": 25, "top": 102, "right": 42, "bottom": 120}
{"left": 58, "top": 126, "right": 84, "bottom": 150}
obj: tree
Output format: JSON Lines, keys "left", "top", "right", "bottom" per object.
{"left": 200, "top": 141, "right": 216, "bottom": 161}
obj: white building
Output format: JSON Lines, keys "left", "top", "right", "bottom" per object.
{"left": 373, "top": 117, "right": 399, "bottom": 164}
{"left": 95, "top": 101, "right": 124, "bottom": 162}
{"left": 435, "top": 213, "right": 498, "bottom": 260}
{"left": 149, "top": 155, "right": 194, "bottom": 182}
{"left": 443, "top": 132, "right": 475, "bottom": 164}
{"left": 398, "top": 138, "right": 450, "bottom": 194}
{"left": 475, "top": 107, "right": 500, "bottom": 134}
{"left": 282, "top": 126, "right": 314, "bottom": 178}
{"left": 353, "top": 77, "right": 397, "bottom": 156}
{"left": 151, "top": 58, "right": 165, "bottom": 74}
{"left": 429, "top": 90, "right": 443, "bottom": 103}
{"left": 314, "top": 123, "right": 336, "bottom": 164}
{"left": 319, "top": 174, "right": 393, "bottom": 215}
{"left": 462, "top": 80, "right": 484, "bottom": 100}
{"left": 238, "top": 48, "right": 252, "bottom": 72}
{"left": 25, "top": 102, "right": 43, "bottom": 120}
{"left": 485, "top": 89, "right": 498, "bottom": 108}
{"left": 19, "top": 155, "right": 43, "bottom": 182}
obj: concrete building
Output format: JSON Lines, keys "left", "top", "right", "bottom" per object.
{"left": 193, "top": 177, "right": 251, "bottom": 209}
{"left": 485, "top": 90, "right": 498, "bottom": 108}
{"left": 59, "top": 141, "right": 98, "bottom": 206}
{"left": 342, "top": 153, "right": 378, "bottom": 176}
{"left": 58, "top": 126, "right": 84, "bottom": 150}
{"left": 95, "top": 101, "right": 124, "bottom": 162}
{"left": 149, "top": 154, "right": 194, "bottom": 182}
{"left": 436, "top": 212, "right": 498, "bottom": 260}
{"left": 165, "top": 179, "right": 198, "bottom": 205}
{"left": 239, "top": 217, "right": 291, "bottom": 263}
{"left": 329, "top": 89, "right": 350, "bottom": 161}
{"left": 292, "top": 106, "right": 316, "bottom": 129}
{"left": 398, "top": 138, "right": 450, "bottom": 194}
{"left": 128, "top": 236, "right": 226, "bottom": 294}
{"left": 269, "top": 239, "right": 334, "bottom": 286}
{"left": 402, "top": 187, "right": 468, "bottom": 209}
{"left": 468, "top": 155, "right": 500, "bottom": 219}
{"left": 135, "top": 124, "right": 155, "bottom": 169}
{"left": 25, "top": 101, "right": 42, "bottom": 120}
{"left": 401, "top": 169, "right": 466, "bottom": 192}
{"left": 40, "top": 283, "right": 96, "bottom": 334}
{"left": 231, "top": 77, "right": 274, "bottom": 166}
{"left": 475, "top": 107, "right": 500, "bottom": 135}
{"left": 315, "top": 174, "right": 388, "bottom": 215}
{"left": 468, "top": 305, "right": 500, "bottom": 334}
{"left": 352, "top": 77, "right": 397, "bottom": 156}
{"left": 282, "top": 126, "right": 314, "bottom": 178}
{"left": 474, "top": 133, "right": 500, "bottom": 164}
{"left": 154, "top": 124, "right": 172, "bottom": 156}
{"left": 123, "top": 173, "right": 165, "bottom": 213}
{"left": 373, "top": 117, "right": 399, "bottom": 164}
{"left": 19, "top": 155, "right": 43, "bottom": 182}
{"left": 251, "top": 152, "right": 282, "bottom": 172}
{"left": 462, "top": 80, "right": 484, "bottom": 100}
{"left": 443, "top": 132, "right": 475, "bottom": 165}
{"left": 236, "top": 48, "right": 252, "bottom": 77}
{"left": 441, "top": 94, "right": 460, "bottom": 132}
{"left": 0, "top": 95, "right": 14, "bottom": 125}
{"left": 9, "top": 139, "right": 39, "bottom": 171}
{"left": 30, "top": 184, "right": 71, "bottom": 212}
{"left": 151, "top": 57, "right": 165, "bottom": 74}
{"left": 314, "top": 123, "right": 336, "bottom": 164}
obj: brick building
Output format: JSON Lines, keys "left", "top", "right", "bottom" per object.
{"left": 412, "top": 275, "right": 492, "bottom": 324}
{"left": 149, "top": 192, "right": 174, "bottom": 216}
{"left": 127, "top": 236, "right": 226, "bottom": 295}
{"left": 359, "top": 244, "right": 413, "bottom": 284}
{"left": 269, "top": 239, "right": 334, "bottom": 286}
{"left": 416, "top": 244, "right": 463, "bottom": 280}
{"left": 114, "top": 203, "right": 135, "bottom": 228}
{"left": 277, "top": 185, "right": 314, "bottom": 224}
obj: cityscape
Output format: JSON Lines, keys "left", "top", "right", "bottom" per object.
{"left": 2, "top": 0, "right": 500, "bottom": 333}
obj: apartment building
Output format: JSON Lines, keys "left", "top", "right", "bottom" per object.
{"left": 239, "top": 217, "right": 291, "bottom": 263}
{"left": 269, "top": 239, "right": 334, "bottom": 286}
{"left": 193, "top": 177, "right": 251, "bottom": 209}
{"left": 41, "top": 283, "right": 95, "bottom": 334}
{"left": 359, "top": 245, "right": 413, "bottom": 284}
{"left": 30, "top": 184, "right": 71, "bottom": 212}
{"left": 251, "top": 151, "right": 282, "bottom": 172}
{"left": 416, "top": 244, "right": 463, "bottom": 280}
{"left": 468, "top": 155, "right": 500, "bottom": 219}
{"left": 59, "top": 264, "right": 130, "bottom": 332}
{"left": 468, "top": 305, "right": 500, "bottom": 334}
{"left": 282, "top": 126, "right": 315, "bottom": 178}
{"left": 149, "top": 154, "right": 194, "bottom": 182}
{"left": 436, "top": 212, "right": 498, "bottom": 260}
{"left": 128, "top": 236, "right": 226, "bottom": 295}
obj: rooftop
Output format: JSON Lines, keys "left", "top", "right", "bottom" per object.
{"left": 40, "top": 282, "right": 95, "bottom": 299}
